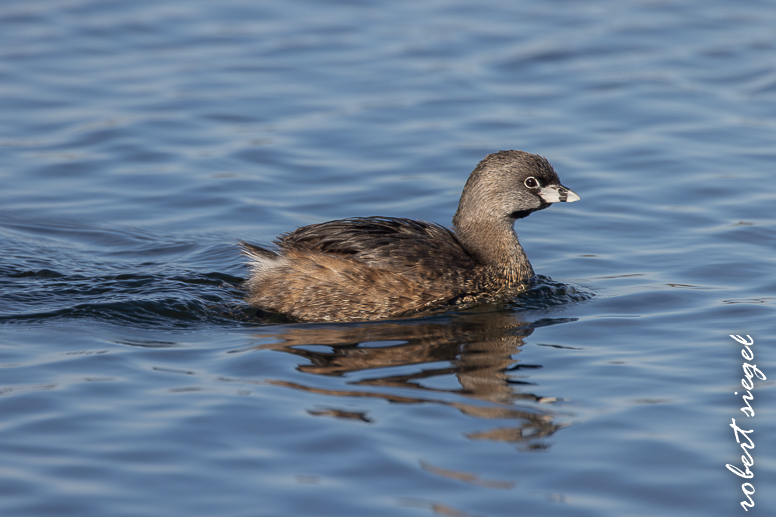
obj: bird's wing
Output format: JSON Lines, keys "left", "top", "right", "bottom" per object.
{"left": 276, "top": 217, "right": 478, "bottom": 279}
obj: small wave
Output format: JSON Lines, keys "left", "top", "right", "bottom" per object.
{"left": 505, "top": 275, "right": 595, "bottom": 312}
{"left": 0, "top": 267, "right": 252, "bottom": 329}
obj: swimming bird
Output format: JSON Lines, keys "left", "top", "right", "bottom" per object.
{"left": 241, "top": 150, "right": 579, "bottom": 322}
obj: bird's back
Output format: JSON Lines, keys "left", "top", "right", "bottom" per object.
{"left": 276, "top": 217, "right": 479, "bottom": 282}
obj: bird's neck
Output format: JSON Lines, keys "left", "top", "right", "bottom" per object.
{"left": 452, "top": 215, "right": 534, "bottom": 285}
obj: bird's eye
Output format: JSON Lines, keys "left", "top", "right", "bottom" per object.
{"left": 524, "top": 177, "right": 539, "bottom": 188}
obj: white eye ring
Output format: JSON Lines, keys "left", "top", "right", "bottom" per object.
{"left": 524, "top": 177, "right": 539, "bottom": 188}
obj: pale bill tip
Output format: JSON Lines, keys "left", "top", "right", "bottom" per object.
{"left": 539, "top": 185, "right": 581, "bottom": 203}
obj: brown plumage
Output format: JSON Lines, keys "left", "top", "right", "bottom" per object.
{"left": 241, "top": 150, "right": 579, "bottom": 322}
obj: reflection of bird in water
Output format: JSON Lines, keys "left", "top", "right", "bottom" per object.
{"left": 241, "top": 150, "right": 579, "bottom": 322}
{"left": 246, "top": 311, "right": 575, "bottom": 446}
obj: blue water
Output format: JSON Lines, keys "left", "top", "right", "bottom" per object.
{"left": 2, "top": 0, "right": 775, "bottom": 515}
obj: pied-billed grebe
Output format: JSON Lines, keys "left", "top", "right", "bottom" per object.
{"left": 241, "top": 150, "right": 579, "bottom": 322}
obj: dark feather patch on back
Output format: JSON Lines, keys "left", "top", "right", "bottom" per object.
{"left": 275, "top": 217, "right": 479, "bottom": 280}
